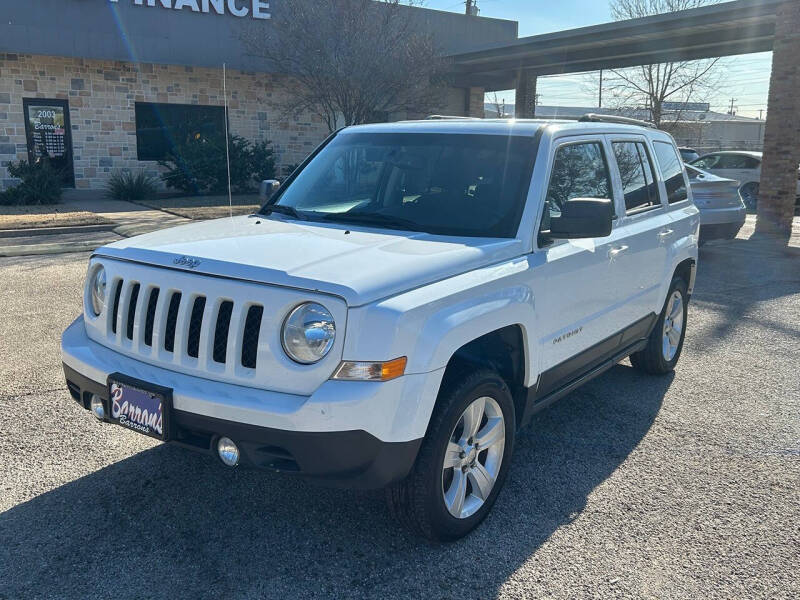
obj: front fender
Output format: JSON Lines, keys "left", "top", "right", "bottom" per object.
{"left": 343, "top": 257, "right": 537, "bottom": 384}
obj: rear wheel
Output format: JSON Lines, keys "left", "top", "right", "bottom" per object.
{"left": 630, "top": 277, "right": 689, "bottom": 375}
{"left": 740, "top": 182, "right": 759, "bottom": 210}
{"left": 386, "top": 369, "right": 515, "bottom": 542}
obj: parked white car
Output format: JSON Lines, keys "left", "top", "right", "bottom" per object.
{"left": 685, "top": 165, "right": 746, "bottom": 243}
{"left": 62, "top": 118, "right": 698, "bottom": 541}
{"left": 689, "top": 150, "right": 800, "bottom": 209}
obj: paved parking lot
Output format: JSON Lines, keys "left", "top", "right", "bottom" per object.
{"left": 1, "top": 219, "right": 798, "bottom": 599}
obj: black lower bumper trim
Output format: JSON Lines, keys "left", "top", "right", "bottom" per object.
{"left": 63, "top": 363, "right": 421, "bottom": 489}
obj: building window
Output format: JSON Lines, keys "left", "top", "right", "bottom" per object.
{"left": 134, "top": 102, "right": 225, "bottom": 161}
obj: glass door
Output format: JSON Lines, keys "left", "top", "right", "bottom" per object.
{"left": 23, "top": 98, "right": 75, "bottom": 187}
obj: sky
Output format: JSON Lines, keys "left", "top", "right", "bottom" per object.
{"left": 424, "top": 0, "right": 773, "bottom": 118}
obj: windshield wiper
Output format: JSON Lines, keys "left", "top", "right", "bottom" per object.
{"left": 321, "top": 212, "right": 421, "bottom": 232}
{"left": 261, "top": 204, "right": 306, "bottom": 220}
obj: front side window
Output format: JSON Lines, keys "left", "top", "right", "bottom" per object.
{"left": 268, "top": 132, "right": 537, "bottom": 238}
{"left": 613, "top": 141, "right": 661, "bottom": 213}
{"left": 690, "top": 154, "right": 721, "bottom": 170}
{"left": 653, "top": 141, "right": 688, "bottom": 204}
{"left": 539, "top": 141, "right": 612, "bottom": 232}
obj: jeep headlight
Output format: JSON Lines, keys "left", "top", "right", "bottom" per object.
{"left": 281, "top": 303, "right": 336, "bottom": 364}
{"left": 89, "top": 265, "right": 106, "bottom": 317}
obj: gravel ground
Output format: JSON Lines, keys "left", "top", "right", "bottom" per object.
{"left": 0, "top": 220, "right": 798, "bottom": 599}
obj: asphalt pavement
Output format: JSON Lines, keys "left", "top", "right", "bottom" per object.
{"left": 0, "top": 219, "right": 798, "bottom": 599}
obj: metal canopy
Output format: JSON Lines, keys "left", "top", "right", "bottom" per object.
{"left": 448, "top": 0, "right": 781, "bottom": 91}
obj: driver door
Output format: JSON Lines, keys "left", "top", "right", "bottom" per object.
{"left": 531, "top": 136, "right": 629, "bottom": 398}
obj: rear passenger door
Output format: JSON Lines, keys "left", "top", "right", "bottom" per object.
{"left": 607, "top": 136, "right": 673, "bottom": 322}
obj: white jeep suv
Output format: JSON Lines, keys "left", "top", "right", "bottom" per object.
{"left": 62, "top": 118, "right": 698, "bottom": 541}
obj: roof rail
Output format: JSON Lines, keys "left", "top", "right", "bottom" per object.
{"left": 425, "top": 115, "right": 482, "bottom": 120}
{"left": 578, "top": 113, "right": 656, "bottom": 128}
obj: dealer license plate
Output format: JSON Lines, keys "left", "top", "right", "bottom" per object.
{"left": 107, "top": 374, "right": 172, "bottom": 441}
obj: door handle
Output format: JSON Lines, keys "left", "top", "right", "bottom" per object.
{"left": 609, "top": 245, "right": 629, "bottom": 258}
{"left": 658, "top": 229, "right": 674, "bottom": 240}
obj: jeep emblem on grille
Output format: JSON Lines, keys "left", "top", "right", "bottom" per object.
{"left": 173, "top": 256, "right": 202, "bottom": 269}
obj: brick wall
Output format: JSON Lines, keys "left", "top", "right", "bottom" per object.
{"left": 0, "top": 53, "right": 330, "bottom": 191}
{"left": 756, "top": 1, "right": 800, "bottom": 237}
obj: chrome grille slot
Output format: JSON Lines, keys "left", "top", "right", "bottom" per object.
{"left": 241, "top": 305, "right": 264, "bottom": 369}
{"left": 111, "top": 280, "right": 123, "bottom": 335}
{"left": 186, "top": 296, "right": 206, "bottom": 358}
{"left": 213, "top": 301, "right": 234, "bottom": 364}
{"left": 164, "top": 292, "right": 182, "bottom": 353}
{"left": 126, "top": 283, "right": 140, "bottom": 341}
{"left": 143, "top": 288, "right": 159, "bottom": 347}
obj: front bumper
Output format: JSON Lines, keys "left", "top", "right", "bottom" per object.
{"left": 62, "top": 317, "right": 443, "bottom": 488}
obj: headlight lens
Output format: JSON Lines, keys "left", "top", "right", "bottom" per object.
{"left": 89, "top": 265, "right": 106, "bottom": 316}
{"left": 281, "top": 303, "right": 336, "bottom": 364}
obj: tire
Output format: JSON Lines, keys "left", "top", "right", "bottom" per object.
{"left": 630, "top": 277, "right": 689, "bottom": 375}
{"left": 740, "top": 182, "right": 759, "bottom": 210}
{"left": 386, "top": 369, "right": 515, "bottom": 542}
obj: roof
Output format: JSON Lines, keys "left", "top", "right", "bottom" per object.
{"left": 342, "top": 118, "right": 665, "bottom": 137}
{"left": 699, "top": 150, "right": 763, "bottom": 158}
{"left": 449, "top": 0, "right": 781, "bottom": 91}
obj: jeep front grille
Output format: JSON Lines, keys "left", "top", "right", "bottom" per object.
{"left": 84, "top": 257, "right": 346, "bottom": 395}
{"left": 108, "top": 279, "right": 264, "bottom": 371}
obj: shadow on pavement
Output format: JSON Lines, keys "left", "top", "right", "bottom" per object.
{"left": 0, "top": 364, "right": 672, "bottom": 600}
{"left": 693, "top": 237, "right": 800, "bottom": 348}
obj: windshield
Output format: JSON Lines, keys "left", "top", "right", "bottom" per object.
{"left": 264, "top": 132, "right": 537, "bottom": 238}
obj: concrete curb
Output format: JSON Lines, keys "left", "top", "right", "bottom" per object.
{"left": 0, "top": 223, "right": 118, "bottom": 238}
{"left": 0, "top": 238, "right": 116, "bottom": 257}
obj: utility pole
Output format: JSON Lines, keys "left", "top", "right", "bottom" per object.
{"left": 759, "top": 109, "right": 764, "bottom": 120}
{"left": 465, "top": 0, "right": 478, "bottom": 16}
{"left": 728, "top": 98, "right": 737, "bottom": 115}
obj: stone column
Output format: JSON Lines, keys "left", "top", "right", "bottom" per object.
{"left": 466, "top": 87, "right": 485, "bottom": 118}
{"left": 755, "top": 0, "right": 800, "bottom": 239}
{"left": 515, "top": 70, "right": 538, "bottom": 119}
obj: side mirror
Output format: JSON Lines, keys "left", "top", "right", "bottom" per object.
{"left": 548, "top": 198, "right": 613, "bottom": 239}
{"left": 259, "top": 179, "right": 280, "bottom": 202}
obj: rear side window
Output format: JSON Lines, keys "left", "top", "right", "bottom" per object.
{"left": 653, "top": 142, "right": 688, "bottom": 204}
{"left": 540, "top": 141, "right": 612, "bottom": 232}
{"left": 612, "top": 141, "right": 661, "bottom": 213}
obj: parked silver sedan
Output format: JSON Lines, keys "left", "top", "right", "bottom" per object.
{"left": 686, "top": 164, "right": 746, "bottom": 244}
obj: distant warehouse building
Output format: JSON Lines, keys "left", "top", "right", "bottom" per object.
{"left": 0, "top": 0, "right": 517, "bottom": 191}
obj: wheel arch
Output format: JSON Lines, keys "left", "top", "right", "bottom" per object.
{"left": 439, "top": 324, "right": 528, "bottom": 431}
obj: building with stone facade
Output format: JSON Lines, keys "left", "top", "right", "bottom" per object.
{"left": 0, "top": 1, "right": 515, "bottom": 192}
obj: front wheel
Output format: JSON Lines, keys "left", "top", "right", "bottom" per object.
{"left": 630, "top": 277, "right": 689, "bottom": 374}
{"left": 386, "top": 369, "right": 515, "bottom": 542}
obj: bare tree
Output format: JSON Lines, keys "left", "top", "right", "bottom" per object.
{"left": 241, "top": 0, "right": 448, "bottom": 132}
{"left": 607, "top": 0, "right": 722, "bottom": 128}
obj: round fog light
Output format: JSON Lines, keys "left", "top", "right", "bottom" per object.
{"left": 90, "top": 395, "right": 105, "bottom": 420}
{"left": 217, "top": 437, "right": 240, "bottom": 467}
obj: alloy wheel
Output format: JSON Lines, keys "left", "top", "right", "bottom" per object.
{"left": 441, "top": 396, "right": 505, "bottom": 519}
{"left": 662, "top": 290, "right": 684, "bottom": 361}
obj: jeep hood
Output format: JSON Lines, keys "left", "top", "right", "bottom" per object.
{"left": 97, "top": 215, "right": 524, "bottom": 306}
